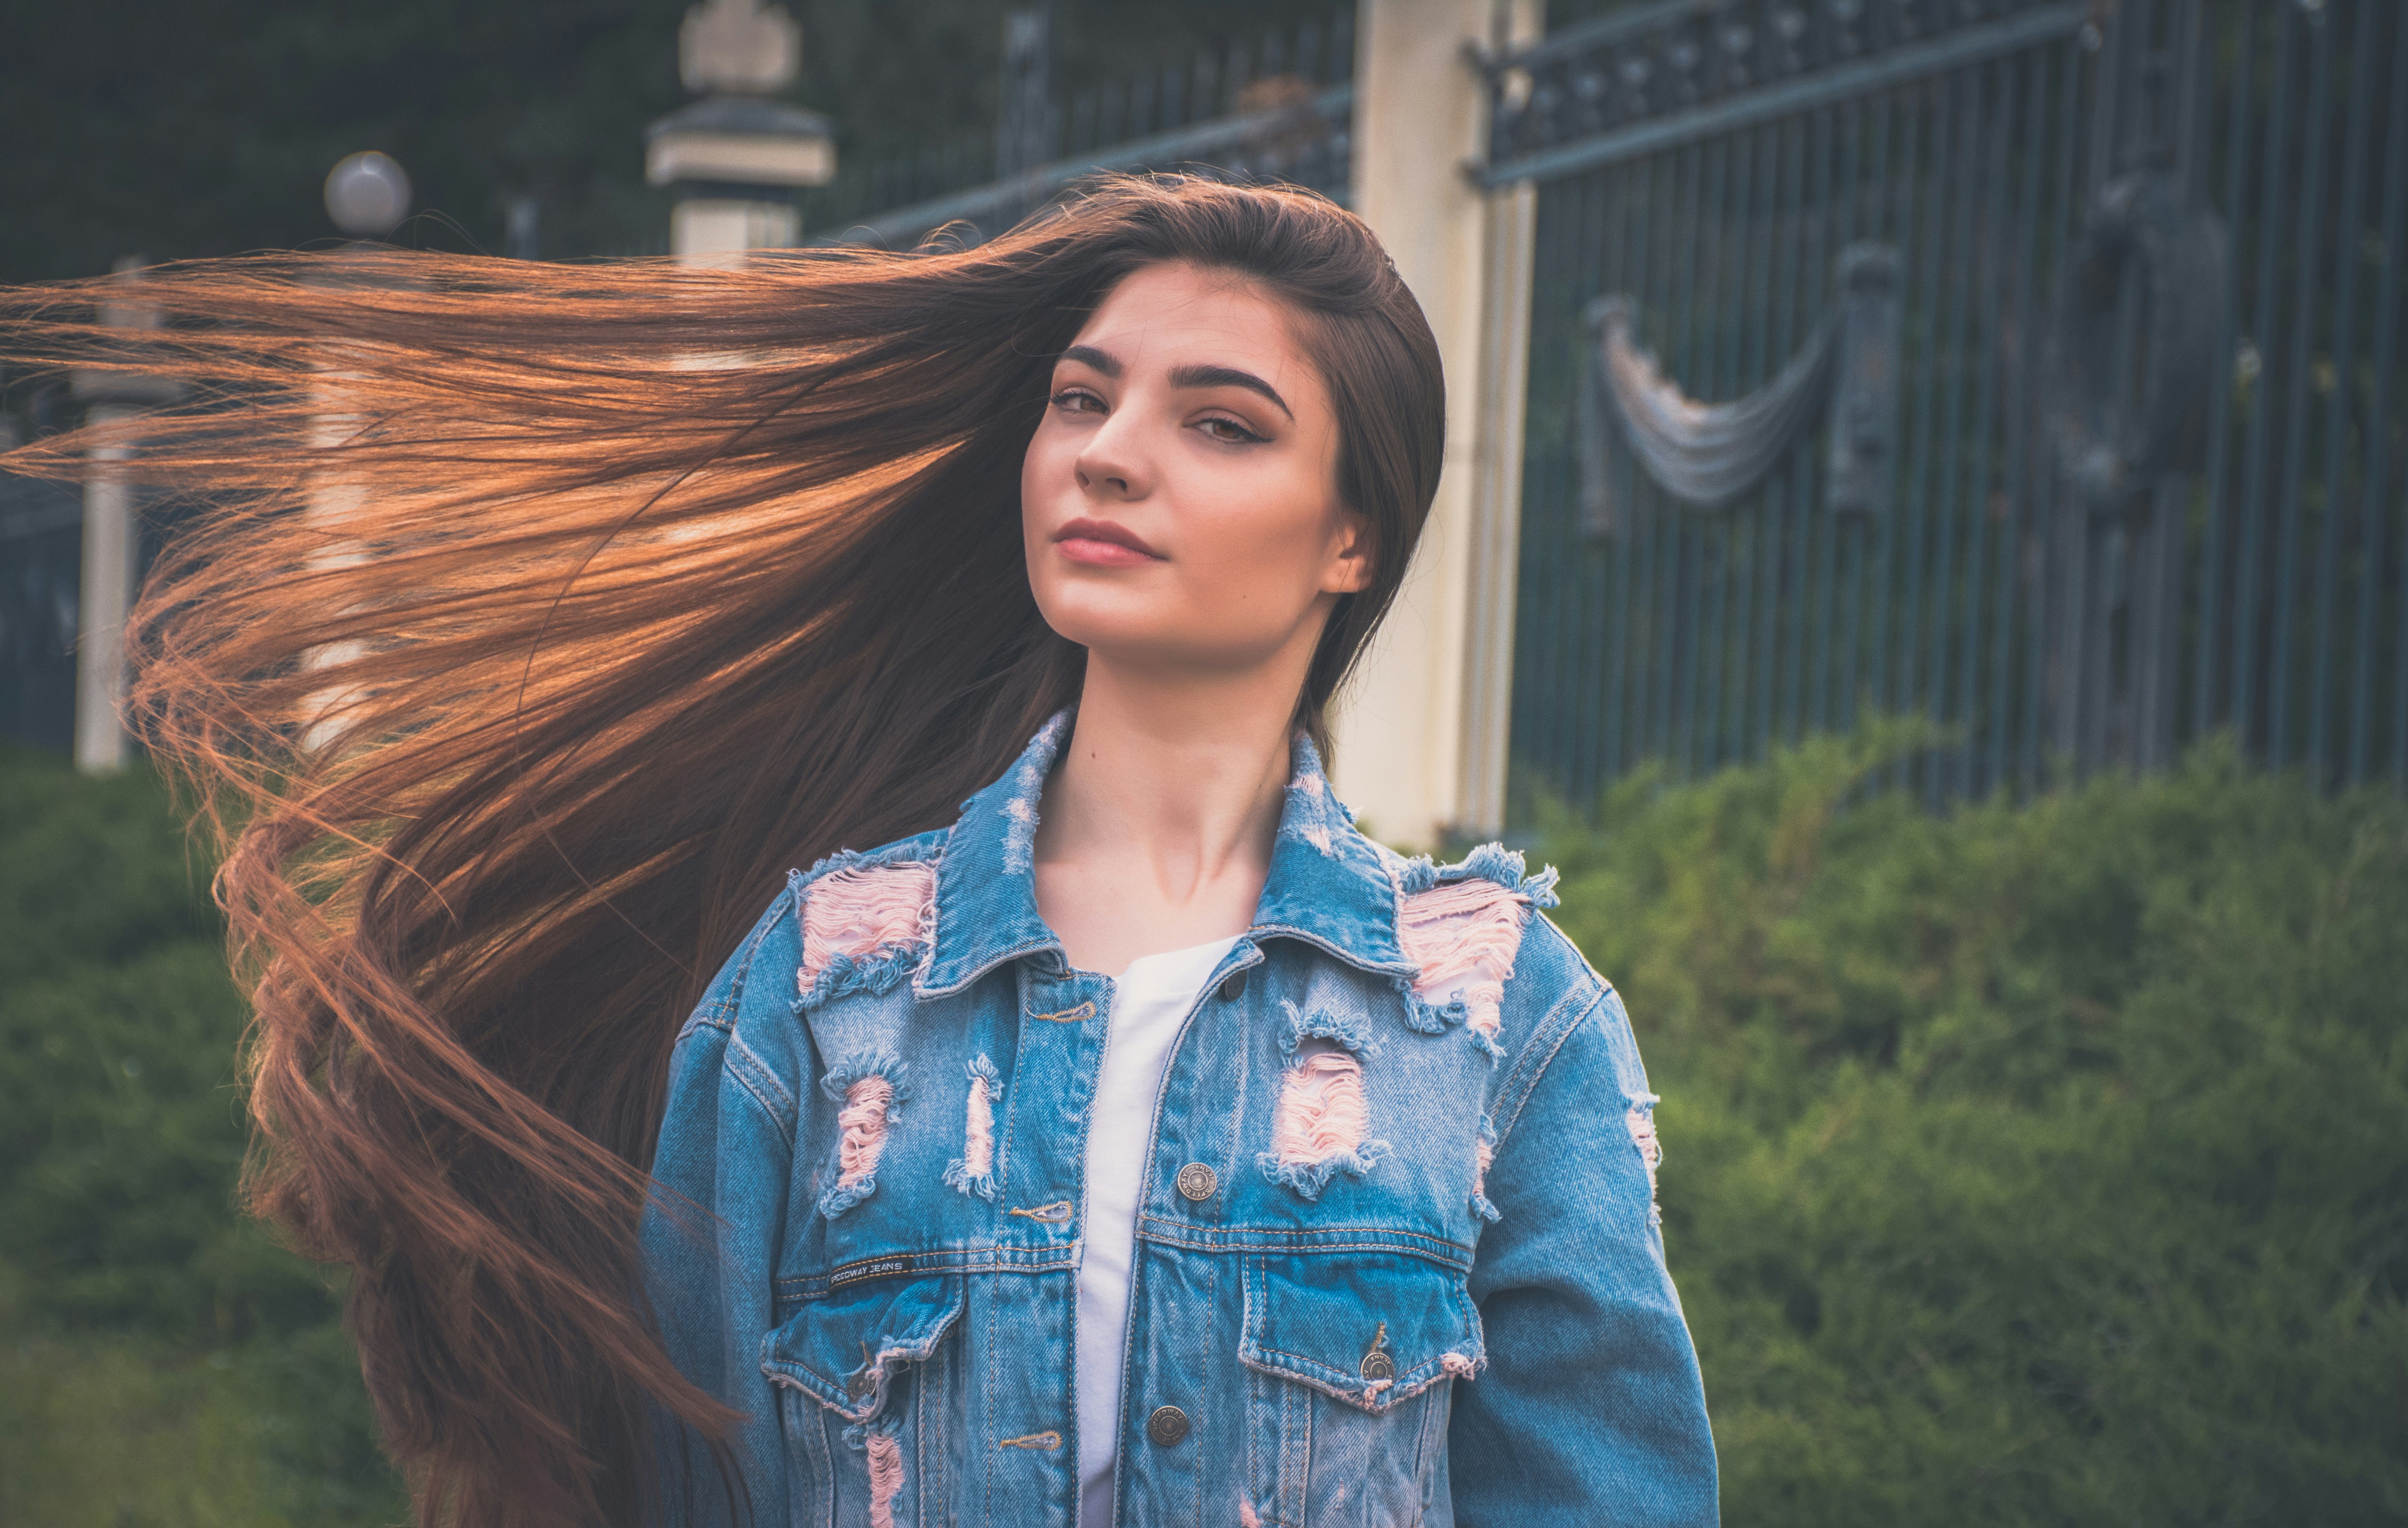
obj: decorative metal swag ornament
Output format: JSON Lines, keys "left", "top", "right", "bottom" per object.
{"left": 2047, "top": 172, "right": 2229, "bottom": 513}
{"left": 1576, "top": 242, "right": 1900, "bottom": 538}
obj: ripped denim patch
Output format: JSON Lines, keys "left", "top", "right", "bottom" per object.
{"left": 942, "top": 1054, "right": 1004, "bottom": 1201}
{"left": 1259, "top": 1003, "right": 1389, "bottom": 1199}
{"left": 1469, "top": 1113, "right": 1501, "bottom": 1223}
{"left": 1393, "top": 845, "right": 1558, "bottom": 1061}
{"left": 1627, "top": 1091, "right": 1663, "bottom": 1226}
{"left": 794, "top": 857, "right": 936, "bottom": 1010}
{"left": 817, "top": 1053, "right": 910, "bottom": 1219}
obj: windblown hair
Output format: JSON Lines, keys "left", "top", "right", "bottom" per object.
{"left": 0, "top": 174, "right": 1443, "bottom": 1526}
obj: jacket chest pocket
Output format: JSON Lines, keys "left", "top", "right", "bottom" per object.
{"left": 1235, "top": 1254, "right": 1484, "bottom": 1528}
{"left": 763, "top": 1274, "right": 966, "bottom": 1528}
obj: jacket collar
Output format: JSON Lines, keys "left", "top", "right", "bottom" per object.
{"left": 918, "top": 709, "right": 1414, "bottom": 996}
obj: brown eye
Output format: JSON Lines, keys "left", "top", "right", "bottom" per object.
{"left": 1198, "top": 415, "right": 1265, "bottom": 445}
{"left": 1051, "top": 389, "right": 1103, "bottom": 413}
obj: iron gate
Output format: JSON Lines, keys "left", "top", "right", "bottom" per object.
{"left": 1491, "top": 0, "right": 2408, "bottom": 815}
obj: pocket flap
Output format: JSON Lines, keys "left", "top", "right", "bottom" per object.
{"left": 763, "top": 1274, "right": 965, "bottom": 1422}
{"left": 1239, "top": 1255, "right": 1484, "bottom": 1414}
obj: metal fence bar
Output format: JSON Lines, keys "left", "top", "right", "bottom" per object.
{"left": 2192, "top": 0, "right": 2255, "bottom": 747}
{"left": 2365, "top": 16, "right": 2408, "bottom": 789}
{"left": 1948, "top": 58, "right": 2007, "bottom": 799}
{"left": 1891, "top": 78, "right": 1949, "bottom": 787}
{"left": 1781, "top": 109, "right": 1821, "bottom": 748}
{"left": 2231, "top": 5, "right": 2300, "bottom": 760}
{"left": 1987, "top": 46, "right": 2046, "bottom": 798}
{"left": 1928, "top": 61, "right": 2003, "bottom": 803}
{"left": 2130, "top": 0, "right": 2196, "bottom": 777}
{"left": 2267, "top": 5, "right": 2337, "bottom": 769}
{"left": 1595, "top": 161, "right": 1634, "bottom": 787}
{"left": 1808, "top": 104, "right": 1842, "bottom": 740}
{"left": 1608, "top": 156, "right": 1660, "bottom": 786}
{"left": 1837, "top": 92, "right": 1881, "bottom": 740}
{"left": 1656, "top": 141, "right": 1703, "bottom": 769}
{"left": 1738, "top": 122, "right": 1777, "bottom": 768}
{"left": 1703, "top": 128, "right": 1746, "bottom": 775}
{"left": 2308, "top": 4, "right": 2380, "bottom": 783}
{"left": 1572, "top": 168, "right": 1617, "bottom": 797}
{"left": 2018, "top": 37, "right": 2085, "bottom": 795}
{"left": 1681, "top": 134, "right": 1729, "bottom": 776}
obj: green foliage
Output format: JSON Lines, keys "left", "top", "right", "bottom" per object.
{"left": 5, "top": 736, "right": 2404, "bottom": 1522}
{"left": 0, "top": 748, "right": 402, "bottom": 1526}
{"left": 1538, "top": 729, "right": 2408, "bottom": 1525}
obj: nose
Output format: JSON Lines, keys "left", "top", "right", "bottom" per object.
{"left": 1073, "top": 406, "right": 1153, "bottom": 502}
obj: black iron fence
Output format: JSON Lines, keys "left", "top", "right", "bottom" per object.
{"left": 803, "top": 7, "right": 1356, "bottom": 249}
{"left": 1496, "top": 0, "right": 2408, "bottom": 815}
{"left": 12, "top": 0, "right": 2398, "bottom": 807}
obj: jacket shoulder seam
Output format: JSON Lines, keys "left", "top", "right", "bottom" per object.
{"left": 1487, "top": 974, "right": 1611, "bottom": 1152}
{"left": 722, "top": 1029, "right": 798, "bottom": 1151}
{"left": 722, "top": 884, "right": 801, "bottom": 1013}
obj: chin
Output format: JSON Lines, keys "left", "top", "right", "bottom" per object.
{"left": 1038, "top": 605, "right": 1172, "bottom": 656}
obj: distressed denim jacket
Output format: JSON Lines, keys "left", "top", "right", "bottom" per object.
{"left": 645, "top": 713, "right": 1719, "bottom": 1527}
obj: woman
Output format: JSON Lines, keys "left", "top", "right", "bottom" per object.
{"left": 3, "top": 176, "right": 1714, "bottom": 1525}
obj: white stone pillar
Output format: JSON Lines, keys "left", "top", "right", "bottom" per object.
{"left": 1332, "top": 0, "right": 1541, "bottom": 849}
{"left": 73, "top": 404, "right": 135, "bottom": 772}
{"left": 649, "top": 0, "right": 834, "bottom": 259}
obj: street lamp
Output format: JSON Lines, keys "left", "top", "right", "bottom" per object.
{"left": 324, "top": 151, "right": 413, "bottom": 240}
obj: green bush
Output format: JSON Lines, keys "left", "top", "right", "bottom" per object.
{"left": 0, "top": 748, "right": 403, "bottom": 1527}
{"left": 1537, "top": 729, "right": 2408, "bottom": 1525}
{"left": 5, "top": 737, "right": 2402, "bottom": 1524}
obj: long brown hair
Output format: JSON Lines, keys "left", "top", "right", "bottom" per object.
{"left": 0, "top": 175, "right": 1443, "bottom": 1525}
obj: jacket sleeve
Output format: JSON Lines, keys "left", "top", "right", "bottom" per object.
{"left": 1448, "top": 983, "right": 1720, "bottom": 1526}
{"left": 643, "top": 890, "right": 809, "bottom": 1528}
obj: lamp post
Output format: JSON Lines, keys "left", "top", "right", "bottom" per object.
{"left": 68, "top": 258, "right": 180, "bottom": 774}
{"left": 293, "top": 153, "right": 416, "bottom": 754}
{"left": 647, "top": 0, "right": 834, "bottom": 258}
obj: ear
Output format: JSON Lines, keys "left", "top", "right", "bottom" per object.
{"left": 1320, "top": 507, "right": 1375, "bottom": 596}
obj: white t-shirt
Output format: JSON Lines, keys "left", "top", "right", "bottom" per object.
{"left": 1077, "top": 935, "right": 1242, "bottom": 1528}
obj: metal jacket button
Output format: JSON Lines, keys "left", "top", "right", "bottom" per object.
{"left": 1175, "top": 1163, "right": 1217, "bottom": 1201}
{"left": 1146, "top": 1405, "right": 1190, "bottom": 1446}
{"left": 1361, "top": 1321, "right": 1395, "bottom": 1380}
{"left": 1217, "top": 971, "right": 1245, "bottom": 1002}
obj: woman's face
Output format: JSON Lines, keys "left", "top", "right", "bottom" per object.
{"left": 1021, "top": 260, "right": 1369, "bottom": 679}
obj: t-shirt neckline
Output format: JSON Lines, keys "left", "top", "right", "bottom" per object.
{"left": 1115, "top": 933, "right": 1243, "bottom": 991}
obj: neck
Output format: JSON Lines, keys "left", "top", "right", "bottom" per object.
{"left": 1030, "top": 654, "right": 1304, "bottom": 973}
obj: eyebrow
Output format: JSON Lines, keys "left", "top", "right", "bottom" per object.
{"left": 1057, "top": 345, "right": 1295, "bottom": 421}
{"left": 1169, "top": 363, "right": 1293, "bottom": 421}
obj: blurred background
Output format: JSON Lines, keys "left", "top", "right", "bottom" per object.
{"left": 4, "top": 0, "right": 2406, "bottom": 1522}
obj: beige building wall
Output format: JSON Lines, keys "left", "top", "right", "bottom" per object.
{"left": 1332, "top": 0, "right": 1540, "bottom": 849}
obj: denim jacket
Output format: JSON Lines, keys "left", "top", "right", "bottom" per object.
{"left": 645, "top": 713, "right": 1718, "bottom": 1526}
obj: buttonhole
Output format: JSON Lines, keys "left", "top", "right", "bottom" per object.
{"left": 998, "top": 1430, "right": 1062, "bottom": 1450}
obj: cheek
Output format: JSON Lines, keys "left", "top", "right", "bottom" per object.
{"left": 1019, "top": 423, "right": 1066, "bottom": 526}
{"left": 1186, "top": 476, "right": 1339, "bottom": 593}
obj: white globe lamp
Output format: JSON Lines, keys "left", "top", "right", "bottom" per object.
{"left": 324, "top": 152, "right": 413, "bottom": 238}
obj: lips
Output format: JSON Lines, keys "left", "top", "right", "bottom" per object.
{"left": 1053, "top": 516, "right": 1165, "bottom": 567}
